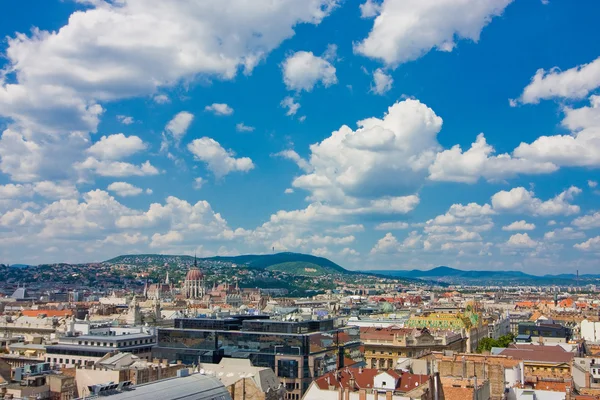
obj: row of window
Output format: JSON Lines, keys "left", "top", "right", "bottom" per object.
{"left": 76, "top": 338, "right": 154, "bottom": 347}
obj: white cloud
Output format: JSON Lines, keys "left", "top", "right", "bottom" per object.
{"left": 589, "top": 180, "right": 598, "bottom": 188}
{"left": 107, "top": 182, "right": 144, "bottom": 197}
{"left": 236, "top": 123, "right": 255, "bottom": 133}
{"left": 513, "top": 96, "right": 600, "bottom": 168}
{"left": 205, "top": 103, "right": 234, "bottom": 116}
{"left": 0, "top": 182, "right": 78, "bottom": 200}
{"left": 0, "top": 0, "right": 338, "bottom": 134}
{"left": 311, "top": 247, "right": 331, "bottom": 257}
{"left": 87, "top": 134, "right": 147, "bottom": 160}
{"left": 428, "top": 133, "right": 557, "bottom": 183}
{"left": 502, "top": 220, "right": 536, "bottom": 231}
{"left": 375, "top": 221, "right": 409, "bottom": 230}
{"left": 574, "top": 236, "right": 600, "bottom": 251}
{"left": 103, "top": 232, "right": 148, "bottom": 246}
{"left": 572, "top": 212, "right": 600, "bottom": 230}
{"left": 370, "top": 232, "right": 399, "bottom": 254}
{"left": 194, "top": 177, "right": 205, "bottom": 190}
{"left": 282, "top": 51, "right": 337, "bottom": 92}
{"left": 275, "top": 149, "right": 312, "bottom": 172}
{"left": 326, "top": 224, "right": 365, "bottom": 234}
{"left": 33, "top": 181, "right": 79, "bottom": 200}
{"left": 506, "top": 233, "right": 538, "bottom": 248}
{"left": 371, "top": 68, "right": 393, "bottom": 95}
{"left": 117, "top": 115, "right": 135, "bottom": 125}
{"left": 360, "top": 0, "right": 381, "bottom": 18}
{"left": 188, "top": 137, "right": 254, "bottom": 178}
{"left": 354, "top": 0, "right": 513, "bottom": 67}
{"left": 544, "top": 227, "right": 585, "bottom": 241}
{"left": 151, "top": 231, "right": 185, "bottom": 248}
{"left": 515, "top": 56, "right": 600, "bottom": 104}
{"left": 165, "top": 112, "right": 194, "bottom": 141}
{"left": 491, "top": 186, "right": 581, "bottom": 216}
{"left": 370, "top": 231, "right": 422, "bottom": 254}
{"left": 0, "top": 128, "right": 90, "bottom": 183}
{"left": 76, "top": 158, "right": 160, "bottom": 177}
{"left": 292, "top": 99, "right": 442, "bottom": 203}
{"left": 340, "top": 247, "right": 360, "bottom": 257}
{"left": 0, "top": 184, "right": 34, "bottom": 199}
{"left": 281, "top": 96, "right": 301, "bottom": 116}
{"left": 153, "top": 94, "right": 170, "bottom": 104}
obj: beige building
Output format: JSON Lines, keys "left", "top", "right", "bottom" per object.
{"left": 199, "top": 358, "right": 285, "bottom": 400}
{"left": 73, "top": 352, "right": 188, "bottom": 397}
{"left": 361, "top": 327, "right": 465, "bottom": 370}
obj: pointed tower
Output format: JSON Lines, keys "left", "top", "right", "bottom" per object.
{"left": 165, "top": 271, "right": 170, "bottom": 285}
{"left": 143, "top": 280, "right": 148, "bottom": 298}
{"left": 127, "top": 295, "right": 142, "bottom": 325}
{"left": 153, "top": 296, "right": 161, "bottom": 321}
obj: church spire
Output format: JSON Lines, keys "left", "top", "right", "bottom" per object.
{"left": 194, "top": 252, "right": 197, "bottom": 268}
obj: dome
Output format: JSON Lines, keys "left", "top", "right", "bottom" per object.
{"left": 186, "top": 268, "right": 203, "bottom": 281}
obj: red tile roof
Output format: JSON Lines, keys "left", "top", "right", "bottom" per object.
{"left": 313, "top": 368, "right": 429, "bottom": 393}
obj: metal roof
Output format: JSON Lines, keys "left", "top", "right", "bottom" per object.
{"left": 96, "top": 373, "right": 231, "bottom": 400}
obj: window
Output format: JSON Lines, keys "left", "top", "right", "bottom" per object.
{"left": 382, "top": 381, "right": 387, "bottom": 386}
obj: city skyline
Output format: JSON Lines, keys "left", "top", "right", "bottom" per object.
{"left": 1, "top": 1, "right": 600, "bottom": 273}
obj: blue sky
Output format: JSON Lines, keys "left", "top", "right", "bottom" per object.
{"left": 1, "top": 0, "right": 600, "bottom": 273}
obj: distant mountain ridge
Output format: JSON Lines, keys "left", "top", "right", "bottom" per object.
{"left": 372, "top": 266, "right": 600, "bottom": 285}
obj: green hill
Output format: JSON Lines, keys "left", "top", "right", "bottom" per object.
{"left": 265, "top": 261, "right": 340, "bottom": 276}
{"left": 204, "top": 252, "right": 349, "bottom": 274}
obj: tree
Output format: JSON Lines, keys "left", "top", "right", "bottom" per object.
{"left": 476, "top": 333, "right": 514, "bottom": 353}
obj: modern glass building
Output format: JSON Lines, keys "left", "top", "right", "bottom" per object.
{"left": 154, "top": 316, "right": 363, "bottom": 398}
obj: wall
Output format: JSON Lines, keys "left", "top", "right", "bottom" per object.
{"left": 581, "top": 320, "right": 600, "bottom": 343}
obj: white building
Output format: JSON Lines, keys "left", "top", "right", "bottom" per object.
{"left": 581, "top": 319, "right": 600, "bottom": 343}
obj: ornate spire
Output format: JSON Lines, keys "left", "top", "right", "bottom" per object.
{"left": 194, "top": 252, "right": 197, "bottom": 268}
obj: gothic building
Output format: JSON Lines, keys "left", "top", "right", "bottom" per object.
{"left": 183, "top": 256, "right": 205, "bottom": 299}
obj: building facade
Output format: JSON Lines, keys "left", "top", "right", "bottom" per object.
{"left": 153, "top": 316, "right": 362, "bottom": 399}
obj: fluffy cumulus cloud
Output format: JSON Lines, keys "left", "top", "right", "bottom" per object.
{"left": 75, "top": 158, "right": 159, "bottom": 178}
{"left": 515, "top": 56, "right": 600, "bottom": 104}
{"left": 282, "top": 51, "right": 337, "bottom": 92}
{"left": 0, "top": 189, "right": 246, "bottom": 262}
{"left": 87, "top": 134, "right": 147, "bottom": 160}
{"left": 502, "top": 220, "right": 536, "bottom": 231}
{"left": 428, "top": 133, "right": 557, "bottom": 183}
{"left": 360, "top": 0, "right": 381, "bottom": 18}
{"left": 574, "top": 236, "right": 600, "bottom": 252}
{"left": 204, "top": 104, "right": 234, "bottom": 116}
{"left": 572, "top": 212, "right": 600, "bottom": 230}
{"left": 0, "top": 0, "right": 338, "bottom": 130}
{"left": 513, "top": 96, "right": 600, "bottom": 168}
{"left": 354, "top": 0, "right": 513, "bottom": 66}
{"left": 0, "top": 0, "right": 338, "bottom": 185}
{"left": 375, "top": 221, "right": 409, "bottom": 230}
{"left": 491, "top": 186, "right": 581, "bottom": 216}
{"left": 291, "top": 99, "right": 443, "bottom": 203}
{"left": 107, "top": 182, "right": 145, "bottom": 197}
{"left": 371, "top": 68, "right": 393, "bottom": 95}
{"left": 165, "top": 112, "right": 195, "bottom": 141}
{"left": 506, "top": 233, "right": 538, "bottom": 248}
{"left": 370, "top": 231, "right": 422, "bottom": 254}
{"left": 188, "top": 138, "right": 254, "bottom": 178}
{"left": 544, "top": 227, "right": 585, "bottom": 241}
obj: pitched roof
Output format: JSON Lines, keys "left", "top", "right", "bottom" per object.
{"left": 313, "top": 368, "right": 429, "bottom": 393}
{"left": 499, "top": 345, "right": 574, "bottom": 364}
